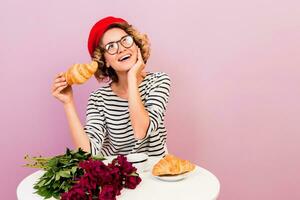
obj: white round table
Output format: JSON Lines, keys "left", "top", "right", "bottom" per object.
{"left": 17, "top": 158, "right": 220, "bottom": 200}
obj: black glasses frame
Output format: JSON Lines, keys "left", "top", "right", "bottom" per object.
{"left": 101, "top": 35, "right": 134, "bottom": 55}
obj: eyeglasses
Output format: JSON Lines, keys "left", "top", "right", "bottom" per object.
{"left": 101, "top": 35, "right": 134, "bottom": 55}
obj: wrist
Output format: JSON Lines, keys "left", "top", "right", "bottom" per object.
{"left": 63, "top": 100, "right": 75, "bottom": 109}
{"left": 128, "top": 75, "right": 138, "bottom": 85}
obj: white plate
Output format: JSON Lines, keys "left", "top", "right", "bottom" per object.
{"left": 152, "top": 168, "right": 197, "bottom": 182}
{"left": 102, "top": 155, "right": 118, "bottom": 165}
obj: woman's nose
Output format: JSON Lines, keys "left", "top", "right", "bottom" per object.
{"left": 117, "top": 43, "right": 126, "bottom": 54}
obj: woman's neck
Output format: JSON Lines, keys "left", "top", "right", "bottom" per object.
{"left": 111, "top": 72, "right": 144, "bottom": 93}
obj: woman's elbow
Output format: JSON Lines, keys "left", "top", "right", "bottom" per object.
{"left": 133, "top": 129, "right": 148, "bottom": 140}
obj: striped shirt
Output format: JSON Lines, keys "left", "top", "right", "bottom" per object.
{"left": 84, "top": 72, "right": 171, "bottom": 157}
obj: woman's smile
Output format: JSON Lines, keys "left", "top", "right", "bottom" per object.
{"left": 118, "top": 53, "right": 132, "bottom": 62}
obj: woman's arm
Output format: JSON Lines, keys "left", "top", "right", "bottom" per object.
{"left": 63, "top": 100, "right": 91, "bottom": 152}
{"left": 52, "top": 72, "right": 91, "bottom": 152}
{"left": 128, "top": 77, "right": 150, "bottom": 140}
{"left": 127, "top": 48, "right": 151, "bottom": 140}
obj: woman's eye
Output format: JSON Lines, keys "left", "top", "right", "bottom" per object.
{"left": 123, "top": 36, "right": 132, "bottom": 45}
{"left": 106, "top": 44, "right": 114, "bottom": 50}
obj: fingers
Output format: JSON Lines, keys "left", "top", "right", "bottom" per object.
{"left": 137, "top": 48, "right": 142, "bottom": 61}
{"left": 52, "top": 72, "right": 68, "bottom": 94}
{"left": 129, "top": 48, "right": 146, "bottom": 76}
{"left": 53, "top": 72, "right": 66, "bottom": 84}
{"left": 55, "top": 81, "right": 68, "bottom": 88}
{"left": 138, "top": 48, "right": 146, "bottom": 67}
{"left": 52, "top": 81, "right": 68, "bottom": 94}
{"left": 56, "top": 84, "right": 69, "bottom": 94}
{"left": 54, "top": 76, "right": 66, "bottom": 83}
{"left": 54, "top": 72, "right": 64, "bottom": 80}
{"left": 134, "top": 48, "right": 144, "bottom": 67}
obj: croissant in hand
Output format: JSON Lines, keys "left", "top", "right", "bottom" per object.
{"left": 152, "top": 154, "right": 196, "bottom": 176}
{"left": 64, "top": 61, "right": 98, "bottom": 85}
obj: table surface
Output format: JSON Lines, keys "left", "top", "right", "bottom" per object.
{"left": 17, "top": 157, "right": 220, "bottom": 200}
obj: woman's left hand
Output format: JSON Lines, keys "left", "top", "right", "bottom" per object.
{"left": 128, "top": 47, "right": 147, "bottom": 80}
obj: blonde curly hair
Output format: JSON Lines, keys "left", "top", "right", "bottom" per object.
{"left": 92, "top": 22, "right": 151, "bottom": 83}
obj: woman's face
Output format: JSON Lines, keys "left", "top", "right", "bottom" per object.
{"left": 101, "top": 27, "right": 138, "bottom": 73}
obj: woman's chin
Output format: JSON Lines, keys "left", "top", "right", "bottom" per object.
{"left": 118, "top": 61, "right": 135, "bottom": 70}
{"left": 114, "top": 65, "right": 133, "bottom": 73}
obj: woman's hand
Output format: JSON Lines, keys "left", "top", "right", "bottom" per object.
{"left": 51, "top": 72, "right": 73, "bottom": 105}
{"left": 128, "top": 47, "right": 147, "bottom": 80}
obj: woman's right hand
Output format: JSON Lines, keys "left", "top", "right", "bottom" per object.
{"left": 51, "top": 72, "right": 73, "bottom": 105}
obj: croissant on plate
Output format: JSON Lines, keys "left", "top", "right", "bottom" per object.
{"left": 152, "top": 154, "right": 196, "bottom": 176}
{"left": 64, "top": 61, "right": 98, "bottom": 85}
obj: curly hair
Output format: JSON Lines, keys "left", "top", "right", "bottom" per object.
{"left": 92, "top": 22, "right": 151, "bottom": 84}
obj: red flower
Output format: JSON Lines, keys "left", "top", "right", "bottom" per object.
{"left": 112, "top": 155, "right": 137, "bottom": 175}
{"left": 60, "top": 155, "right": 142, "bottom": 199}
{"left": 61, "top": 184, "right": 88, "bottom": 200}
{"left": 124, "top": 175, "right": 142, "bottom": 189}
{"left": 99, "top": 185, "right": 117, "bottom": 200}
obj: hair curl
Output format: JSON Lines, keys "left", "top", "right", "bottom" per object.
{"left": 92, "top": 22, "right": 151, "bottom": 84}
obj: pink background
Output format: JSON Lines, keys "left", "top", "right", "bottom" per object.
{"left": 1, "top": 0, "right": 300, "bottom": 199}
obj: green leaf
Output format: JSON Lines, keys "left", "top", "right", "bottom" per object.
{"left": 36, "top": 179, "right": 46, "bottom": 187}
{"left": 27, "top": 148, "right": 95, "bottom": 199}
{"left": 59, "top": 170, "right": 71, "bottom": 178}
{"left": 52, "top": 181, "right": 60, "bottom": 189}
{"left": 93, "top": 155, "right": 106, "bottom": 160}
{"left": 55, "top": 173, "right": 60, "bottom": 181}
{"left": 52, "top": 193, "right": 60, "bottom": 199}
{"left": 44, "top": 175, "right": 55, "bottom": 186}
{"left": 71, "top": 166, "right": 77, "bottom": 174}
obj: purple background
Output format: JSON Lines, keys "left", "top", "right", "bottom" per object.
{"left": 1, "top": 0, "right": 300, "bottom": 199}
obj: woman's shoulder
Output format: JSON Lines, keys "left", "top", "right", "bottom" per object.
{"left": 148, "top": 71, "right": 170, "bottom": 78}
{"left": 89, "top": 85, "right": 111, "bottom": 99}
{"left": 147, "top": 71, "right": 171, "bottom": 83}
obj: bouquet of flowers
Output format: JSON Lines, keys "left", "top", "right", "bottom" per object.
{"left": 24, "top": 148, "right": 142, "bottom": 200}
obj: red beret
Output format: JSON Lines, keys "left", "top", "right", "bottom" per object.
{"left": 87, "top": 16, "right": 128, "bottom": 58}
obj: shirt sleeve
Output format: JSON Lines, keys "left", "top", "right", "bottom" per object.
{"left": 83, "top": 91, "right": 106, "bottom": 156}
{"left": 142, "top": 72, "right": 171, "bottom": 140}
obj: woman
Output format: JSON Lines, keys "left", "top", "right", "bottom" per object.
{"left": 51, "top": 16, "right": 171, "bottom": 157}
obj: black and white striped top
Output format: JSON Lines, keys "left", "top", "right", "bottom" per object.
{"left": 84, "top": 72, "right": 171, "bottom": 157}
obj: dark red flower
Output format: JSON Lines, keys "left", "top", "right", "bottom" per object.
{"left": 61, "top": 184, "right": 88, "bottom": 200}
{"left": 60, "top": 155, "right": 142, "bottom": 200}
{"left": 112, "top": 155, "right": 137, "bottom": 175}
{"left": 99, "top": 185, "right": 117, "bottom": 200}
{"left": 124, "top": 175, "right": 142, "bottom": 189}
